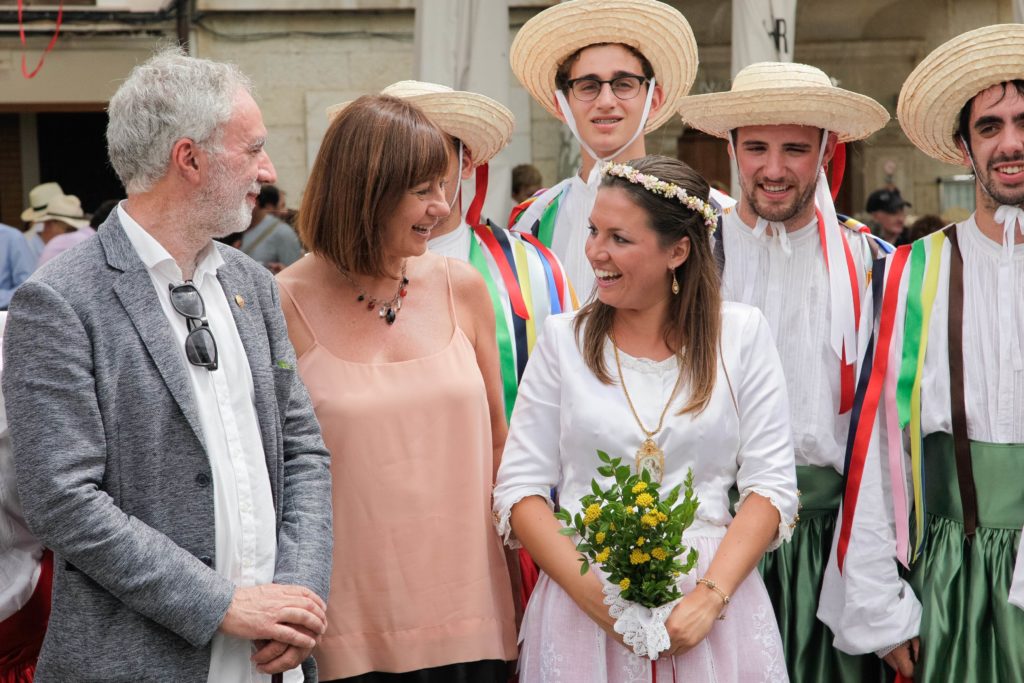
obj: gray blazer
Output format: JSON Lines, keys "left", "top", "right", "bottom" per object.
{"left": 1, "top": 211, "right": 333, "bottom": 682}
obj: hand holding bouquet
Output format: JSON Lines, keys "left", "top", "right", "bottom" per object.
{"left": 555, "top": 450, "right": 700, "bottom": 659}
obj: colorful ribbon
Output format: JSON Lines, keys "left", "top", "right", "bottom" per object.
{"left": 837, "top": 246, "right": 911, "bottom": 571}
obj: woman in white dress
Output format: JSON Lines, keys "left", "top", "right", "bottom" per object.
{"left": 493, "top": 155, "right": 798, "bottom": 682}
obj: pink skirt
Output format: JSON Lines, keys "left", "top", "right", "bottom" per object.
{"left": 518, "top": 537, "right": 788, "bottom": 683}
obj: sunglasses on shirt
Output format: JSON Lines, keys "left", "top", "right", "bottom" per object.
{"left": 168, "top": 282, "right": 219, "bottom": 371}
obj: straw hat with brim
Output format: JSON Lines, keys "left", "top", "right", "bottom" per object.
{"left": 510, "top": 0, "right": 698, "bottom": 133}
{"left": 898, "top": 24, "right": 1024, "bottom": 166}
{"left": 35, "top": 193, "right": 89, "bottom": 230}
{"left": 677, "top": 62, "right": 889, "bottom": 142}
{"left": 326, "top": 81, "right": 514, "bottom": 167}
{"left": 21, "top": 181, "right": 65, "bottom": 222}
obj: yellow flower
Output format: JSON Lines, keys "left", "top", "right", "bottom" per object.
{"left": 583, "top": 503, "right": 602, "bottom": 525}
{"left": 635, "top": 492, "right": 654, "bottom": 509}
{"left": 619, "top": 578, "right": 631, "bottom": 590}
{"left": 636, "top": 536, "right": 646, "bottom": 546}
{"left": 631, "top": 481, "right": 648, "bottom": 494}
{"left": 657, "top": 511, "right": 668, "bottom": 522}
{"left": 651, "top": 547, "right": 668, "bottom": 561}
{"left": 627, "top": 506, "right": 637, "bottom": 515}
{"left": 641, "top": 512, "right": 660, "bottom": 528}
{"left": 630, "top": 548, "right": 651, "bottom": 565}
{"left": 595, "top": 531, "right": 606, "bottom": 544}
{"left": 595, "top": 547, "right": 610, "bottom": 563}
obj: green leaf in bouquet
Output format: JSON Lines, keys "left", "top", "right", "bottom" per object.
{"left": 579, "top": 558, "right": 590, "bottom": 576}
{"left": 592, "top": 480, "right": 603, "bottom": 496}
{"left": 554, "top": 509, "right": 570, "bottom": 523}
{"left": 597, "top": 450, "right": 612, "bottom": 464}
{"left": 597, "top": 465, "right": 614, "bottom": 477}
{"left": 557, "top": 527, "right": 577, "bottom": 537}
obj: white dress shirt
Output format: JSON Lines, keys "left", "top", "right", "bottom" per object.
{"left": 0, "top": 311, "right": 45, "bottom": 623}
{"left": 118, "top": 205, "right": 300, "bottom": 683}
{"left": 719, "top": 210, "right": 874, "bottom": 473}
{"left": 493, "top": 305, "right": 798, "bottom": 551}
{"left": 819, "top": 215, "right": 1024, "bottom": 654}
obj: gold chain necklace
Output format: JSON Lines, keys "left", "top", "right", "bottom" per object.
{"left": 610, "top": 334, "right": 684, "bottom": 483}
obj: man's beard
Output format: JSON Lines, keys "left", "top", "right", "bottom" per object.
{"left": 743, "top": 175, "right": 817, "bottom": 224}
{"left": 978, "top": 153, "right": 1024, "bottom": 208}
{"left": 187, "top": 156, "right": 257, "bottom": 239}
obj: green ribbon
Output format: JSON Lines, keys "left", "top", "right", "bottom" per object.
{"left": 469, "top": 234, "right": 518, "bottom": 422}
{"left": 536, "top": 192, "right": 561, "bottom": 248}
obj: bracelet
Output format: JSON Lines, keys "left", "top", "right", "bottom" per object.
{"left": 696, "top": 577, "right": 730, "bottom": 620}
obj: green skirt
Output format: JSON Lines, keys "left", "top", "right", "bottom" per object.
{"left": 732, "top": 466, "right": 883, "bottom": 682}
{"left": 907, "top": 434, "right": 1024, "bottom": 683}
{"left": 760, "top": 466, "right": 884, "bottom": 683}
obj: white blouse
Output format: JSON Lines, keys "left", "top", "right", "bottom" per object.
{"left": 493, "top": 304, "right": 798, "bottom": 550}
{"left": 719, "top": 211, "right": 874, "bottom": 473}
{"left": 819, "top": 215, "right": 1024, "bottom": 655}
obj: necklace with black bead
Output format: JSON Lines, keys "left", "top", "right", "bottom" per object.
{"left": 338, "top": 263, "right": 408, "bottom": 325}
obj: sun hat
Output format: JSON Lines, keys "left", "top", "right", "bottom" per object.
{"left": 21, "top": 181, "right": 65, "bottom": 222}
{"left": 33, "top": 193, "right": 90, "bottom": 230}
{"left": 510, "top": 0, "right": 698, "bottom": 133}
{"left": 897, "top": 24, "right": 1024, "bottom": 165}
{"left": 677, "top": 62, "right": 889, "bottom": 142}
{"left": 327, "top": 81, "right": 514, "bottom": 167}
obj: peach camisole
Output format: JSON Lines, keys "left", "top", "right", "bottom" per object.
{"left": 279, "top": 259, "right": 516, "bottom": 679}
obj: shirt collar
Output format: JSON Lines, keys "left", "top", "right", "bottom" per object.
{"left": 117, "top": 202, "right": 225, "bottom": 286}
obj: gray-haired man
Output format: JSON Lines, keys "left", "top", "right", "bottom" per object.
{"left": 1, "top": 48, "right": 333, "bottom": 682}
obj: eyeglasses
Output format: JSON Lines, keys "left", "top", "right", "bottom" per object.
{"left": 168, "top": 282, "right": 219, "bottom": 371}
{"left": 566, "top": 74, "right": 649, "bottom": 102}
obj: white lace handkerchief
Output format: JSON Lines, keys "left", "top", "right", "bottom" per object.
{"left": 602, "top": 582, "right": 681, "bottom": 660}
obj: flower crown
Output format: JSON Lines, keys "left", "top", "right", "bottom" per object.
{"left": 601, "top": 162, "right": 719, "bottom": 232}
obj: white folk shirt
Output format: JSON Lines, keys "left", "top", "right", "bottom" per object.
{"left": 718, "top": 210, "right": 874, "bottom": 474}
{"left": 493, "top": 305, "right": 799, "bottom": 551}
{"left": 118, "top": 206, "right": 300, "bottom": 683}
{"left": 818, "top": 215, "right": 1024, "bottom": 654}
{"left": 0, "top": 311, "right": 45, "bottom": 623}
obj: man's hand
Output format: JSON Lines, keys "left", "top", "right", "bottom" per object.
{"left": 219, "top": 584, "right": 327, "bottom": 650}
{"left": 252, "top": 626, "right": 318, "bottom": 675}
{"left": 883, "top": 638, "right": 919, "bottom": 679}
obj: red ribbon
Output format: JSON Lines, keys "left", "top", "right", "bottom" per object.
{"left": 465, "top": 163, "right": 488, "bottom": 229}
{"left": 816, "top": 208, "right": 861, "bottom": 414}
{"left": 18, "top": 0, "right": 64, "bottom": 79}
{"left": 830, "top": 142, "right": 847, "bottom": 201}
{"left": 837, "top": 245, "right": 911, "bottom": 572}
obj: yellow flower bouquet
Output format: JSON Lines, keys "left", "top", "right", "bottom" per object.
{"left": 555, "top": 450, "right": 700, "bottom": 609}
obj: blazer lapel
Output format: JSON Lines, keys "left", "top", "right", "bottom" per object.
{"left": 215, "top": 262, "right": 281, "bottom": 506}
{"left": 102, "top": 221, "right": 207, "bottom": 448}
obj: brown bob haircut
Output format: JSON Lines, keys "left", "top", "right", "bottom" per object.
{"left": 298, "top": 94, "right": 450, "bottom": 277}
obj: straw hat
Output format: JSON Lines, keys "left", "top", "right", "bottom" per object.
{"left": 33, "top": 193, "right": 89, "bottom": 230}
{"left": 327, "top": 81, "right": 514, "bottom": 167}
{"left": 677, "top": 62, "right": 889, "bottom": 142}
{"left": 898, "top": 24, "right": 1024, "bottom": 165}
{"left": 510, "top": 0, "right": 698, "bottom": 132}
{"left": 21, "top": 181, "right": 65, "bottom": 222}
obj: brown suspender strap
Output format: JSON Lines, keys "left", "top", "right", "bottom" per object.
{"left": 946, "top": 225, "right": 978, "bottom": 540}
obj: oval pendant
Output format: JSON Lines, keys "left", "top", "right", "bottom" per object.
{"left": 385, "top": 308, "right": 397, "bottom": 325}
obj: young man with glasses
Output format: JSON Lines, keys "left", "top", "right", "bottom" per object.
{"left": 1, "top": 48, "right": 332, "bottom": 683}
{"left": 507, "top": 0, "right": 731, "bottom": 296}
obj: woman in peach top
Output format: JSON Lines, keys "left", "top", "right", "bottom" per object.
{"left": 276, "top": 95, "right": 516, "bottom": 682}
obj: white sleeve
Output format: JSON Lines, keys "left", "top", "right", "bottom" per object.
{"left": 492, "top": 316, "right": 564, "bottom": 547}
{"left": 731, "top": 308, "right": 799, "bottom": 549}
{"left": 818, "top": 257, "right": 922, "bottom": 654}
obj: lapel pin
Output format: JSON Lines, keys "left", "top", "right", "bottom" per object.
{"left": 234, "top": 294, "right": 245, "bottom": 309}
